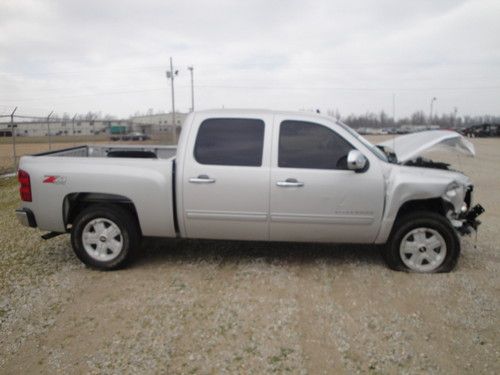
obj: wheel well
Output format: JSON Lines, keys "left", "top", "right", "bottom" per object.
{"left": 395, "top": 198, "right": 447, "bottom": 220}
{"left": 63, "top": 193, "right": 141, "bottom": 234}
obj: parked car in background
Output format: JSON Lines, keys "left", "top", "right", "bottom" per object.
{"left": 110, "top": 132, "right": 150, "bottom": 141}
{"left": 124, "top": 132, "right": 150, "bottom": 141}
{"left": 16, "top": 109, "right": 483, "bottom": 273}
{"left": 462, "top": 123, "right": 500, "bottom": 138}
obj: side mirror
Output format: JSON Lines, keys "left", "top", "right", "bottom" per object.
{"left": 347, "top": 150, "right": 368, "bottom": 172}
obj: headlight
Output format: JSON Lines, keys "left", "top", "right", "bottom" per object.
{"left": 446, "top": 185, "right": 460, "bottom": 198}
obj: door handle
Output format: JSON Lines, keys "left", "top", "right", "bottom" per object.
{"left": 276, "top": 178, "right": 304, "bottom": 187}
{"left": 189, "top": 174, "right": 216, "bottom": 184}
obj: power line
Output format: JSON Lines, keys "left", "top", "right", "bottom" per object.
{"left": 1, "top": 60, "right": 499, "bottom": 78}
{"left": 1, "top": 84, "right": 500, "bottom": 102}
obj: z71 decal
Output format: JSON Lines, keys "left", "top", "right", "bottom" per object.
{"left": 43, "top": 175, "right": 67, "bottom": 185}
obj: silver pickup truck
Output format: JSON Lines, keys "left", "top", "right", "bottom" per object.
{"left": 15, "top": 109, "right": 484, "bottom": 272}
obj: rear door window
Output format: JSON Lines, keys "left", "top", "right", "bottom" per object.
{"left": 194, "top": 118, "right": 265, "bottom": 166}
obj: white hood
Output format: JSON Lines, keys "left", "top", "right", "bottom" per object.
{"left": 378, "top": 130, "right": 475, "bottom": 163}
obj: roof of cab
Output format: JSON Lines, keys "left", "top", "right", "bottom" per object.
{"left": 191, "top": 108, "right": 340, "bottom": 124}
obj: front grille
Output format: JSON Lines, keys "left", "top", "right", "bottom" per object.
{"left": 465, "top": 186, "right": 473, "bottom": 208}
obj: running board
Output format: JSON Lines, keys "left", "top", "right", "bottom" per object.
{"left": 41, "top": 232, "right": 64, "bottom": 240}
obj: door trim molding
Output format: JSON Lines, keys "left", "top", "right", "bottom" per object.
{"left": 186, "top": 210, "right": 268, "bottom": 222}
{"left": 270, "top": 213, "right": 374, "bottom": 225}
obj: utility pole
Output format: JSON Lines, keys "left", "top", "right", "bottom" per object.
{"left": 166, "top": 57, "right": 178, "bottom": 144}
{"left": 391, "top": 94, "right": 396, "bottom": 152}
{"left": 392, "top": 93, "right": 396, "bottom": 125}
{"left": 10, "top": 107, "right": 17, "bottom": 170}
{"left": 72, "top": 114, "right": 77, "bottom": 135}
{"left": 188, "top": 66, "right": 194, "bottom": 112}
{"left": 47, "top": 110, "right": 54, "bottom": 150}
{"left": 429, "top": 97, "right": 437, "bottom": 125}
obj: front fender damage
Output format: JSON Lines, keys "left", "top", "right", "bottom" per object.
{"left": 377, "top": 165, "right": 484, "bottom": 244}
{"left": 442, "top": 182, "right": 485, "bottom": 235}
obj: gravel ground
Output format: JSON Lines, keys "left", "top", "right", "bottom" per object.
{"left": 0, "top": 137, "right": 499, "bottom": 374}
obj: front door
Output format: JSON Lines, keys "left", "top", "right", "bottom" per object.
{"left": 269, "top": 117, "right": 384, "bottom": 243}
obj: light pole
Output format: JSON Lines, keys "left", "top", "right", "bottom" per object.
{"left": 166, "top": 57, "right": 178, "bottom": 144}
{"left": 10, "top": 107, "right": 17, "bottom": 170}
{"left": 429, "top": 97, "right": 437, "bottom": 125}
{"left": 72, "top": 114, "right": 77, "bottom": 135}
{"left": 47, "top": 110, "right": 54, "bottom": 150}
{"left": 392, "top": 93, "right": 396, "bottom": 125}
{"left": 188, "top": 66, "right": 194, "bottom": 112}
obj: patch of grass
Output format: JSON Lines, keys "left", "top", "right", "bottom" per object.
{"left": 0, "top": 176, "right": 17, "bottom": 191}
{"left": 0, "top": 178, "right": 19, "bottom": 218}
{"left": 243, "top": 344, "right": 259, "bottom": 356}
{"left": 268, "top": 347, "right": 295, "bottom": 371}
{"left": 0, "top": 135, "right": 108, "bottom": 145}
{"left": 169, "top": 277, "right": 187, "bottom": 291}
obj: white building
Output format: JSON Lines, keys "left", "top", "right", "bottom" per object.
{"left": 1, "top": 112, "right": 188, "bottom": 137}
{"left": 130, "top": 112, "right": 188, "bottom": 133}
{"left": 11, "top": 119, "right": 130, "bottom": 137}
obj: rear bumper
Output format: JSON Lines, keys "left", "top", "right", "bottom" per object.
{"left": 15, "top": 208, "right": 37, "bottom": 228}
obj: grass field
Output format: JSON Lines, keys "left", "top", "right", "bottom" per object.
{"left": 0, "top": 137, "right": 499, "bottom": 373}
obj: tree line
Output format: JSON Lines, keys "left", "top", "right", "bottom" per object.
{"left": 326, "top": 109, "right": 500, "bottom": 129}
{"left": 56, "top": 109, "right": 500, "bottom": 129}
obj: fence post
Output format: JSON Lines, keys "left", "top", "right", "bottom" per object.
{"left": 11, "top": 107, "right": 17, "bottom": 172}
{"left": 47, "top": 110, "right": 54, "bottom": 150}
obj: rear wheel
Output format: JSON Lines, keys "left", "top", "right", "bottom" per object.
{"left": 383, "top": 211, "right": 460, "bottom": 273}
{"left": 71, "top": 204, "right": 140, "bottom": 270}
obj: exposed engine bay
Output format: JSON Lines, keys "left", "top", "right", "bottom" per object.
{"left": 404, "top": 157, "right": 451, "bottom": 170}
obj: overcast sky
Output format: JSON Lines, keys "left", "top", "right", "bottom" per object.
{"left": 0, "top": 0, "right": 499, "bottom": 118}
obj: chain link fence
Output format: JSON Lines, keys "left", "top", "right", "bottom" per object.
{"left": 0, "top": 111, "right": 179, "bottom": 175}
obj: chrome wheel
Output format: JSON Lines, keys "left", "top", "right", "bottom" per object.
{"left": 399, "top": 227, "right": 447, "bottom": 272}
{"left": 82, "top": 218, "right": 123, "bottom": 262}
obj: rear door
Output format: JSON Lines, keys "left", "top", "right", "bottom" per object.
{"left": 269, "top": 116, "right": 385, "bottom": 243}
{"left": 182, "top": 114, "right": 272, "bottom": 240}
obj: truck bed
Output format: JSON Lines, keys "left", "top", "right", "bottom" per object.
{"left": 19, "top": 143, "right": 178, "bottom": 238}
{"left": 34, "top": 144, "right": 177, "bottom": 159}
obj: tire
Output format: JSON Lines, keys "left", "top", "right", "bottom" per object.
{"left": 71, "top": 204, "right": 140, "bottom": 270}
{"left": 382, "top": 211, "right": 460, "bottom": 273}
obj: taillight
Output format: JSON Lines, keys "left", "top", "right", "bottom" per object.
{"left": 18, "top": 169, "right": 32, "bottom": 202}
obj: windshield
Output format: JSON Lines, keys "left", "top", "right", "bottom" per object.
{"left": 337, "top": 122, "right": 388, "bottom": 162}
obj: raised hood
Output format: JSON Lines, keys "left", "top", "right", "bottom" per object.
{"left": 378, "top": 130, "right": 475, "bottom": 163}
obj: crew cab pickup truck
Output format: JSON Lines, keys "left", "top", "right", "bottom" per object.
{"left": 15, "top": 110, "right": 484, "bottom": 272}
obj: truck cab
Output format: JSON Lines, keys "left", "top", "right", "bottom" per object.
{"left": 176, "top": 110, "right": 385, "bottom": 244}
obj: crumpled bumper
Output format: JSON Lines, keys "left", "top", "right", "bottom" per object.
{"left": 452, "top": 204, "right": 485, "bottom": 235}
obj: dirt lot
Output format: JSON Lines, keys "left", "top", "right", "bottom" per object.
{"left": 0, "top": 137, "right": 498, "bottom": 374}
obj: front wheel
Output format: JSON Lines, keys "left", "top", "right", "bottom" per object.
{"left": 71, "top": 204, "right": 140, "bottom": 270}
{"left": 383, "top": 211, "right": 461, "bottom": 273}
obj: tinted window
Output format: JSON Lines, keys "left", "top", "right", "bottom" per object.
{"left": 279, "top": 121, "right": 353, "bottom": 169}
{"left": 194, "top": 118, "right": 265, "bottom": 166}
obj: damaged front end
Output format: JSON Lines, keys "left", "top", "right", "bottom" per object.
{"left": 443, "top": 184, "right": 485, "bottom": 236}
{"left": 378, "top": 130, "right": 485, "bottom": 236}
